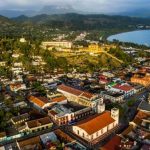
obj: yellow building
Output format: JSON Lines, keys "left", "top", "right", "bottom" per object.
{"left": 79, "top": 44, "right": 116, "bottom": 53}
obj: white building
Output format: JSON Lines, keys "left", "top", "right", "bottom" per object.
{"left": 28, "top": 95, "right": 52, "bottom": 110}
{"left": 106, "top": 83, "right": 135, "bottom": 98}
{"left": 20, "top": 38, "right": 26, "bottom": 43}
{"left": 14, "top": 62, "right": 23, "bottom": 67}
{"left": 48, "top": 103, "right": 93, "bottom": 126}
{"left": 0, "top": 61, "right": 6, "bottom": 67}
{"left": 57, "top": 84, "right": 101, "bottom": 108}
{"left": 102, "top": 72, "right": 115, "bottom": 78}
{"left": 11, "top": 67, "right": 23, "bottom": 75}
{"left": 72, "top": 108, "right": 119, "bottom": 142}
{"left": 42, "top": 41, "right": 72, "bottom": 49}
{"left": 10, "top": 83, "right": 26, "bottom": 92}
{"left": 101, "top": 91, "right": 124, "bottom": 103}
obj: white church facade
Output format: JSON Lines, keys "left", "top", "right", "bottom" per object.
{"left": 72, "top": 100, "right": 119, "bottom": 142}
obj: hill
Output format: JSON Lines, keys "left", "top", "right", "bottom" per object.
{"left": 13, "top": 13, "right": 150, "bottom": 30}
{"left": 1, "top": 13, "right": 150, "bottom": 39}
{"left": 0, "top": 15, "right": 14, "bottom": 31}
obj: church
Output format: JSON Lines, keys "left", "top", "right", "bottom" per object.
{"left": 72, "top": 100, "right": 119, "bottom": 142}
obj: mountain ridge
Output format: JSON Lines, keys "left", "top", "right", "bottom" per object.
{"left": 1, "top": 5, "right": 150, "bottom": 18}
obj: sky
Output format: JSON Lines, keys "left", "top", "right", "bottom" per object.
{"left": 0, "top": 0, "right": 150, "bottom": 13}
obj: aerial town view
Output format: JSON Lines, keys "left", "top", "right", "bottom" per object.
{"left": 0, "top": 0, "right": 150, "bottom": 150}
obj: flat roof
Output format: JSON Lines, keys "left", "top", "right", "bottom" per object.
{"left": 138, "top": 100, "right": 150, "bottom": 112}
{"left": 102, "top": 91, "right": 124, "bottom": 97}
{"left": 49, "top": 102, "right": 87, "bottom": 117}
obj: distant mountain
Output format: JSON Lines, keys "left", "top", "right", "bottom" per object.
{"left": 12, "top": 13, "right": 150, "bottom": 31}
{"left": 116, "top": 9, "right": 150, "bottom": 18}
{"left": 38, "top": 5, "right": 75, "bottom": 15}
{"left": 1, "top": 6, "right": 150, "bottom": 18}
{"left": 0, "top": 15, "right": 14, "bottom": 33}
{"left": 0, "top": 15, "right": 12, "bottom": 24}
{"left": 0, "top": 9, "right": 36, "bottom": 18}
{"left": 0, "top": 5, "right": 76, "bottom": 18}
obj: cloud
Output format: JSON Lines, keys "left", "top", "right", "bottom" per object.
{"left": 0, "top": 0, "right": 149, "bottom": 12}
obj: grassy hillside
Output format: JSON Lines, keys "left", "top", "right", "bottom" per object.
{"left": 52, "top": 51, "right": 122, "bottom": 72}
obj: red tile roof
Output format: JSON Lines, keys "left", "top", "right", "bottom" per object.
{"left": 54, "top": 129, "right": 74, "bottom": 142}
{"left": 27, "top": 117, "right": 52, "bottom": 128}
{"left": 101, "top": 135, "right": 121, "bottom": 150}
{"left": 58, "top": 84, "right": 94, "bottom": 99}
{"left": 75, "top": 112, "right": 115, "bottom": 135}
{"left": 133, "top": 110, "right": 150, "bottom": 125}
{"left": 18, "top": 136, "right": 41, "bottom": 149}
{"left": 58, "top": 84, "right": 82, "bottom": 96}
{"left": 80, "top": 92, "right": 94, "bottom": 99}
{"left": 113, "top": 84, "right": 134, "bottom": 92}
{"left": 28, "top": 95, "right": 49, "bottom": 107}
{"left": 51, "top": 96, "right": 67, "bottom": 103}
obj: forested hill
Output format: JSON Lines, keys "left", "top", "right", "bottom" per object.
{"left": 12, "top": 13, "right": 150, "bottom": 30}
{"left": 1, "top": 13, "right": 150, "bottom": 38}
{"left": 0, "top": 15, "right": 13, "bottom": 25}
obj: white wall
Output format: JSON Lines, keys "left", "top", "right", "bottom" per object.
{"left": 72, "top": 122, "right": 116, "bottom": 142}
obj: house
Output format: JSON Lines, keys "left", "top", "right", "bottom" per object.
{"left": 11, "top": 67, "right": 23, "bottom": 75}
{"left": 102, "top": 72, "right": 115, "bottom": 78}
{"left": 106, "top": 83, "right": 135, "bottom": 98}
{"left": 20, "top": 38, "right": 26, "bottom": 43}
{"left": 57, "top": 84, "right": 101, "bottom": 108}
{"left": 12, "top": 53, "right": 21, "bottom": 58}
{"left": 121, "top": 110, "right": 150, "bottom": 148}
{"left": 130, "top": 110, "right": 150, "bottom": 131}
{"left": 40, "top": 129, "right": 74, "bottom": 146}
{"left": 28, "top": 95, "right": 52, "bottom": 110}
{"left": 101, "top": 91, "right": 124, "bottom": 103}
{"left": 13, "top": 101, "right": 27, "bottom": 108}
{"left": 72, "top": 107, "right": 119, "bottom": 143}
{"left": 48, "top": 102, "right": 93, "bottom": 126}
{"left": 11, "top": 113, "right": 29, "bottom": 126}
{"left": 14, "top": 62, "right": 23, "bottom": 67}
{"left": 0, "top": 61, "right": 6, "bottom": 67}
{"left": 133, "top": 84, "right": 145, "bottom": 93}
{"left": 39, "top": 129, "right": 86, "bottom": 150}
{"left": 99, "top": 75, "right": 109, "bottom": 85}
{"left": 19, "top": 117, "right": 53, "bottom": 133}
{"left": 17, "top": 136, "right": 42, "bottom": 150}
{"left": 131, "top": 75, "right": 150, "bottom": 87}
{"left": 50, "top": 95, "right": 67, "bottom": 105}
{"left": 12, "top": 75, "right": 23, "bottom": 82}
{"left": 9, "top": 83, "right": 26, "bottom": 92}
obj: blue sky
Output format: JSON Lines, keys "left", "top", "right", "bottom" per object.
{"left": 0, "top": 0, "right": 150, "bottom": 13}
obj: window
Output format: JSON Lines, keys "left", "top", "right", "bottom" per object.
{"left": 101, "top": 129, "right": 103, "bottom": 134}
{"left": 91, "top": 135, "right": 93, "bottom": 140}
{"left": 83, "top": 133, "right": 85, "bottom": 138}
{"left": 96, "top": 132, "right": 99, "bottom": 137}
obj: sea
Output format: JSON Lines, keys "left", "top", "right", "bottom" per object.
{"left": 107, "top": 30, "right": 150, "bottom": 46}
